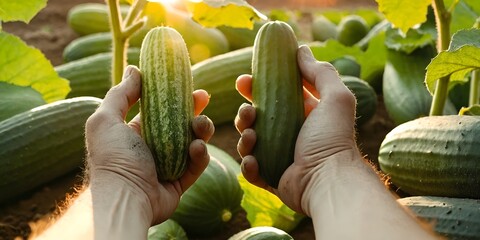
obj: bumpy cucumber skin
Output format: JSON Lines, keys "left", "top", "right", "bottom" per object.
{"left": 140, "top": 27, "right": 194, "bottom": 182}
{"left": 0, "top": 97, "right": 102, "bottom": 204}
{"left": 379, "top": 115, "right": 480, "bottom": 198}
{"left": 398, "top": 196, "right": 480, "bottom": 239}
{"left": 251, "top": 21, "right": 304, "bottom": 188}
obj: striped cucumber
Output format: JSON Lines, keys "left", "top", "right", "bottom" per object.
{"left": 140, "top": 27, "right": 194, "bottom": 181}
{"left": 251, "top": 21, "right": 304, "bottom": 188}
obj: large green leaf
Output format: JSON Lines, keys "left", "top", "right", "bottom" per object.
{"left": 0, "top": 32, "right": 70, "bottom": 102}
{"left": 425, "top": 29, "right": 480, "bottom": 94}
{"left": 309, "top": 34, "right": 387, "bottom": 85}
{"left": 237, "top": 174, "right": 304, "bottom": 233}
{"left": 185, "top": 0, "right": 266, "bottom": 29}
{"left": 385, "top": 27, "right": 435, "bottom": 54}
{"left": 0, "top": 82, "right": 46, "bottom": 122}
{"left": 375, "top": 0, "right": 431, "bottom": 34}
{"left": 446, "top": 0, "right": 480, "bottom": 34}
{"left": 0, "top": 0, "right": 47, "bottom": 23}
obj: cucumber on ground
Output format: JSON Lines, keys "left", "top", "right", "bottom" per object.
{"left": 0, "top": 97, "right": 102, "bottom": 204}
{"left": 398, "top": 196, "right": 480, "bottom": 239}
{"left": 379, "top": 115, "right": 480, "bottom": 198}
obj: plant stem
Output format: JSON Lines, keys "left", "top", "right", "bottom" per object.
{"left": 107, "top": 0, "right": 126, "bottom": 86}
{"left": 123, "top": 0, "right": 147, "bottom": 28}
{"left": 470, "top": 70, "right": 479, "bottom": 106}
{"left": 469, "top": 18, "right": 480, "bottom": 106}
{"left": 429, "top": 0, "right": 451, "bottom": 116}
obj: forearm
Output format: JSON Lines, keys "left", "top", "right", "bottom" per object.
{"left": 36, "top": 174, "right": 153, "bottom": 240}
{"left": 304, "top": 151, "right": 438, "bottom": 240}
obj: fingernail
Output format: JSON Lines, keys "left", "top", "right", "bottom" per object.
{"left": 298, "top": 45, "right": 314, "bottom": 61}
{"left": 124, "top": 65, "right": 134, "bottom": 80}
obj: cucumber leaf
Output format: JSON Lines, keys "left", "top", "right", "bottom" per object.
{"left": 375, "top": 0, "right": 431, "bottom": 34}
{"left": 0, "top": 82, "right": 46, "bottom": 122}
{"left": 185, "top": 0, "right": 267, "bottom": 29}
{"left": 459, "top": 104, "right": 480, "bottom": 115}
{"left": 0, "top": 32, "right": 70, "bottom": 102}
{"left": 384, "top": 27, "right": 435, "bottom": 54}
{"left": 309, "top": 34, "right": 387, "bottom": 84}
{"left": 237, "top": 174, "right": 305, "bottom": 233}
{"left": 446, "top": 0, "right": 480, "bottom": 34}
{"left": 425, "top": 29, "right": 480, "bottom": 94}
{"left": 0, "top": 0, "right": 47, "bottom": 23}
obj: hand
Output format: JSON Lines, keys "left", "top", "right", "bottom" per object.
{"left": 235, "top": 45, "right": 360, "bottom": 215}
{"left": 85, "top": 65, "right": 214, "bottom": 224}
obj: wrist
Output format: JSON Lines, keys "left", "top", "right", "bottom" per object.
{"left": 89, "top": 170, "right": 154, "bottom": 225}
{"left": 300, "top": 147, "right": 374, "bottom": 216}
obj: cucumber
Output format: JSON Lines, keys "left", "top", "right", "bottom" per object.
{"left": 0, "top": 97, "right": 102, "bottom": 204}
{"left": 148, "top": 219, "right": 188, "bottom": 240}
{"left": 398, "top": 196, "right": 480, "bottom": 240}
{"left": 0, "top": 82, "right": 46, "bottom": 122}
{"left": 66, "top": 2, "right": 229, "bottom": 64}
{"left": 383, "top": 46, "right": 456, "bottom": 125}
{"left": 379, "top": 115, "right": 480, "bottom": 198}
{"left": 139, "top": 27, "right": 193, "bottom": 181}
{"left": 63, "top": 32, "right": 112, "bottom": 62}
{"left": 192, "top": 47, "right": 252, "bottom": 125}
{"left": 229, "top": 226, "right": 294, "bottom": 240}
{"left": 171, "top": 157, "right": 243, "bottom": 236}
{"left": 67, "top": 3, "right": 129, "bottom": 36}
{"left": 55, "top": 48, "right": 140, "bottom": 99}
{"left": 341, "top": 75, "right": 377, "bottom": 126}
{"left": 251, "top": 21, "right": 304, "bottom": 188}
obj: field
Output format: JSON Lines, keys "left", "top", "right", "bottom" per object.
{"left": 1, "top": 0, "right": 478, "bottom": 239}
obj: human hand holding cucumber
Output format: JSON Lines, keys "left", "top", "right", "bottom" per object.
{"left": 235, "top": 45, "right": 439, "bottom": 239}
{"left": 36, "top": 65, "right": 214, "bottom": 239}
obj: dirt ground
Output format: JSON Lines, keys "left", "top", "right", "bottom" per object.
{"left": 1, "top": 0, "right": 390, "bottom": 239}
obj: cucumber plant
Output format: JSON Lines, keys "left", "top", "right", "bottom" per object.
{"left": 377, "top": 0, "right": 480, "bottom": 198}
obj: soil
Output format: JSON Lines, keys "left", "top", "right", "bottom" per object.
{"left": 0, "top": 0, "right": 393, "bottom": 239}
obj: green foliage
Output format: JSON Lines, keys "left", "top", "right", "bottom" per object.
{"left": 459, "top": 105, "right": 480, "bottom": 115}
{"left": 385, "top": 28, "right": 435, "bottom": 54}
{"left": 237, "top": 175, "right": 305, "bottom": 233}
{"left": 309, "top": 33, "right": 387, "bottom": 85}
{"left": 0, "top": 0, "right": 47, "bottom": 23}
{"left": 376, "top": 0, "right": 431, "bottom": 34}
{"left": 446, "top": 0, "right": 480, "bottom": 35}
{"left": 0, "top": 82, "right": 46, "bottom": 122}
{"left": 0, "top": 32, "right": 70, "bottom": 103}
{"left": 425, "top": 29, "right": 480, "bottom": 94}
{"left": 185, "top": 0, "right": 267, "bottom": 29}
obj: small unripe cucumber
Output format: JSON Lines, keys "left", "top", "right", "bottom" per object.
{"left": 139, "top": 27, "right": 194, "bottom": 181}
{"left": 252, "top": 21, "right": 304, "bottom": 188}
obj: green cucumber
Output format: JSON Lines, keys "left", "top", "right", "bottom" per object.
{"left": 171, "top": 157, "right": 243, "bottom": 236}
{"left": 192, "top": 47, "right": 252, "bottom": 125}
{"left": 62, "top": 32, "right": 113, "bottom": 62}
{"left": 382, "top": 46, "right": 456, "bottom": 125}
{"left": 0, "top": 82, "right": 46, "bottom": 122}
{"left": 379, "top": 115, "right": 480, "bottom": 198}
{"left": 148, "top": 219, "right": 188, "bottom": 240}
{"left": 251, "top": 21, "right": 304, "bottom": 188}
{"left": 398, "top": 196, "right": 480, "bottom": 239}
{"left": 229, "top": 227, "right": 294, "bottom": 240}
{"left": 55, "top": 48, "right": 140, "bottom": 99}
{"left": 139, "top": 27, "right": 193, "bottom": 181}
{"left": 67, "top": 3, "right": 129, "bottom": 36}
{"left": 0, "top": 97, "right": 102, "bottom": 204}
{"left": 341, "top": 76, "right": 377, "bottom": 126}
